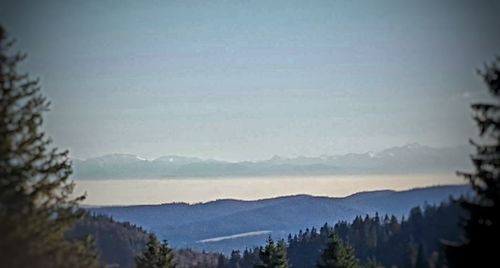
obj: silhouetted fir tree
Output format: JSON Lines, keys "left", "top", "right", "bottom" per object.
{"left": 228, "top": 250, "right": 242, "bottom": 268}
{"left": 257, "top": 241, "right": 272, "bottom": 268}
{"left": 445, "top": 58, "right": 500, "bottom": 267}
{"left": 158, "top": 240, "right": 176, "bottom": 268}
{"left": 136, "top": 234, "right": 161, "bottom": 268}
{"left": 317, "top": 233, "right": 359, "bottom": 268}
{"left": 217, "top": 254, "right": 228, "bottom": 268}
{"left": 274, "top": 239, "right": 289, "bottom": 268}
{"left": 255, "top": 237, "right": 289, "bottom": 268}
{"left": 0, "top": 25, "right": 100, "bottom": 268}
{"left": 136, "top": 234, "right": 176, "bottom": 268}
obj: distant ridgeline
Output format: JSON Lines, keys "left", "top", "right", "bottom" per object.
{"left": 78, "top": 186, "right": 470, "bottom": 268}
{"left": 72, "top": 144, "right": 470, "bottom": 179}
{"left": 90, "top": 185, "right": 470, "bottom": 253}
{"left": 75, "top": 194, "right": 464, "bottom": 268}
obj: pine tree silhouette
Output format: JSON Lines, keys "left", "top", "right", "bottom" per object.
{"left": 0, "top": 25, "right": 100, "bottom": 268}
{"left": 255, "top": 236, "right": 289, "bottom": 268}
{"left": 136, "top": 234, "right": 176, "bottom": 268}
{"left": 317, "top": 233, "right": 359, "bottom": 268}
{"left": 445, "top": 57, "right": 500, "bottom": 267}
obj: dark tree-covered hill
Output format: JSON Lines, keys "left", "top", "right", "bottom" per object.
{"left": 219, "top": 201, "right": 464, "bottom": 268}
{"left": 68, "top": 213, "right": 221, "bottom": 268}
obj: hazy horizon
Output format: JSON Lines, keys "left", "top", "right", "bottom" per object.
{"left": 1, "top": 0, "right": 498, "bottom": 206}
{"left": 2, "top": 0, "right": 500, "bottom": 161}
{"left": 74, "top": 173, "right": 464, "bottom": 206}
{"left": 70, "top": 142, "right": 469, "bottom": 205}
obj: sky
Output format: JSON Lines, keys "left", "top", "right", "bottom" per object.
{"left": 1, "top": 0, "right": 500, "bottom": 161}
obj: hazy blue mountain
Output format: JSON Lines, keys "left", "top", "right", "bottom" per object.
{"left": 90, "top": 184, "right": 470, "bottom": 253}
{"left": 73, "top": 143, "right": 470, "bottom": 179}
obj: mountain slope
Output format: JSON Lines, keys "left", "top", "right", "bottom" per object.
{"left": 69, "top": 213, "right": 221, "bottom": 268}
{"left": 90, "top": 184, "right": 470, "bottom": 253}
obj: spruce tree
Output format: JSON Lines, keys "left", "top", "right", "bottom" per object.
{"left": 317, "top": 233, "right": 359, "bottom": 268}
{"left": 445, "top": 58, "right": 500, "bottom": 267}
{"left": 0, "top": 25, "right": 100, "bottom": 268}
{"left": 217, "top": 254, "right": 228, "bottom": 268}
{"left": 157, "top": 240, "right": 176, "bottom": 268}
{"left": 255, "top": 237, "right": 289, "bottom": 268}
{"left": 136, "top": 234, "right": 176, "bottom": 268}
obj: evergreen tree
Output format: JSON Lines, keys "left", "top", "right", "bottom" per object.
{"left": 242, "top": 248, "right": 261, "bottom": 268}
{"left": 445, "top": 58, "right": 500, "bottom": 267}
{"left": 136, "top": 234, "right": 176, "bottom": 268}
{"left": 274, "top": 239, "right": 289, "bottom": 268}
{"left": 228, "top": 250, "right": 242, "bottom": 268}
{"left": 217, "top": 254, "right": 228, "bottom": 268}
{"left": 136, "top": 234, "right": 161, "bottom": 267}
{"left": 0, "top": 25, "right": 100, "bottom": 268}
{"left": 317, "top": 233, "right": 359, "bottom": 268}
{"left": 157, "top": 240, "right": 176, "bottom": 268}
{"left": 255, "top": 237, "right": 289, "bottom": 268}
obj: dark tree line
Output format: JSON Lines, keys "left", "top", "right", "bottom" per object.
{"left": 217, "top": 237, "right": 289, "bottom": 268}
{"left": 67, "top": 201, "right": 465, "bottom": 268}
{"left": 217, "top": 201, "right": 462, "bottom": 268}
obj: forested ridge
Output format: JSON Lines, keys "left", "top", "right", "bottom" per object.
{"left": 68, "top": 199, "right": 463, "bottom": 268}
{"left": 69, "top": 213, "right": 221, "bottom": 268}
{"left": 216, "top": 201, "right": 462, "bottom": 268}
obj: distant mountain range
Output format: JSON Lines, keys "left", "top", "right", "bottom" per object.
{"left": 74, "top": 143, "right": 471, "bottom": 179}
{"left": 90, "top": 184, "right": 471, "bottom": 253}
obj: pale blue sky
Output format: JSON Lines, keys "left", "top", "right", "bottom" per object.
{"left": 1, "top": 0, "right": 500, "bottom": 161}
